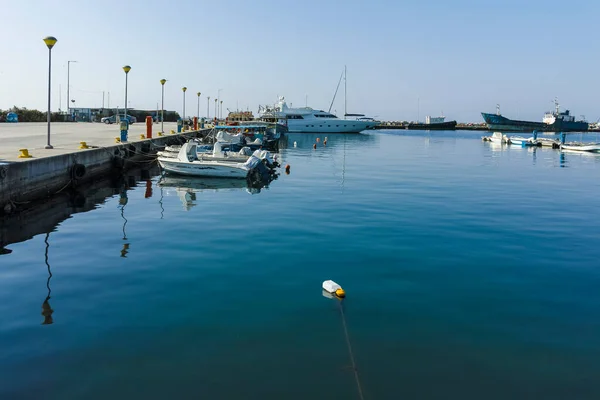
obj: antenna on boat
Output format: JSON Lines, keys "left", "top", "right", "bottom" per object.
{"left": 496, "top": 104, "right": 500, "bottom": 115}
{"left": 329, "top": 69, "right": 344, "bottom": 114}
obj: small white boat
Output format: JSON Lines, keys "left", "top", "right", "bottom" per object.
{"left": 560, "top": 143, "right": 600, "bottom": 153}
{"left": 158, "top": 140, "right": 276, "bottom": 179}
{"left": 508, "top": 136, "right": 540, "bottom": 147}
{"left": 482, "top": 131, "right": 508, "bottom": 143}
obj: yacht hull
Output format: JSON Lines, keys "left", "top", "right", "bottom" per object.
{"left": 287, "top": 120, "right": 377, "bottom": 133}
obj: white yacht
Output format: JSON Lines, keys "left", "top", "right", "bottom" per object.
{"left": 258, "top": 97, "right": 377, "bottom": 133}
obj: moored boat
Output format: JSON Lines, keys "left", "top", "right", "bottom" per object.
{"left": 482, "top": 102, "right": 588, "bottom": 132}
{"left": 157, "top": 140, "right": 278, "bottom": 180}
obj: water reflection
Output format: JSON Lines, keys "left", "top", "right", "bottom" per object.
{"left": 0, "top": 165, "right": 160, "bottom": 252}
{"left": 158, "top": 175, "right": 276, "bottom": 211}
{"left": 41, "top": 232, "right": 54, "bottom": 325}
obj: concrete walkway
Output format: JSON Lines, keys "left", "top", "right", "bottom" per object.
{"left": 0, "top": 121, "right": 180, "bottom": 163}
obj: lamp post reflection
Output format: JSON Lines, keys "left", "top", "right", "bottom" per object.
{"left": 119, "top": 181, "right": 130, "bottom": 257}
{"left": 41, "top": 232, "right": 54, "bottom": 325}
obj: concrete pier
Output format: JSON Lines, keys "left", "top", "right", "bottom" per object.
{"left": 0, "top": 122, "right": 208, "bottom": 214}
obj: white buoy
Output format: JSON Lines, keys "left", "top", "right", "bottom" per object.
{"left": 293, "top": 141, "right": 297, "bottom": 147}
{"left": 322, "top": 280, "right": 345, "bottom": 298}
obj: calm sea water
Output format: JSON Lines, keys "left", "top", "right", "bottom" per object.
{"left": 1, "top": 130, "right": 600, "bottom": 399}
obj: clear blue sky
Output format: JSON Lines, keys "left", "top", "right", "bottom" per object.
{"left": 1, "top": 0, "right": 598, "bottom": 122}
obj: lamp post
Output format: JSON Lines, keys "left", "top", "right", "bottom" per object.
{"left": 196, "top": 92, "right": 201, "bottom": 118}
{"left": 160, "top": 79, "right": 166, "bottom": 133}
{"left": 217, "top": 88, "right": 222, "bottom": 119}
{"left": 182, "top": 87, "right": 187, "bottom": 120}
{"left": 123, "top": 65, "right": 131, "bottom": 123}
{"left": 220, "top": 100, "right": 223, "bottom": 119}
{"left": 67, "top": 60, "right": 77, "bottom": 120}
{"left": 214, "top": 98, "right": 217, "bottom": 122}
{"left": 207, "top": 96, "right": 210, "bottom": 119}
{"left": 43, "top": 36, "right": 57, "bottom": 149}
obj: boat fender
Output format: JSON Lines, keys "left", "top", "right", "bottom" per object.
{"left": 285, "top": 164, "right": 290, "bottom": 175}
{"left": 322, "top": 280, "right": 346, "bottom": 298}
{"left": 70, "top": 163, "right": 86, "bottom": 180}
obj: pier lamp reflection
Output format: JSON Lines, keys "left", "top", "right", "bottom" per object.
{"left": 118, "top": 181, "right": 130, "bottom": 257}
{"left": 41, "top": 232, "right": 54, "bottom": 325}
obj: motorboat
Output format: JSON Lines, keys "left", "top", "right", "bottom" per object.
{"left": 157, "top": 140, "right": 278, "bottom": 180}
{"left": 507, "top": 136, "right": 541, "bottom": 147}
{"left": 482, "top": 132, "right": 508, "bottom": 144}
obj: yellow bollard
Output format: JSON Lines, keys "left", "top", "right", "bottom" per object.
{"left": 79, "top": 141, "right": 89, "bottom": 149}
{"left": 158, "top": 131, "right": 164, "bottom": 137}
{"left": 115, "top": 137, "right": 121, "bottom": 143}
{"left": 140, "top": 134, "right": 146, "bottom": 140}
{"left": 18, "top": 149, "right": 33, "bottom": 158}
{"left": 170, "top": 129, "right": 175, "bottom": 135}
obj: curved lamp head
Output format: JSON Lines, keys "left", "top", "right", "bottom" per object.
{"left": 123, "top": 65, "right": 131, "bottom": 74}
{"left": 43, "top": 36, "right": 57, "bottom": 49}
{"left": 197, "top": 92, "right": 201, "bottom": 97}
{"left": 160, "top": 79, "right": 167, "bottom": 85}
{"left": 182, "top": 87, "right": 187, "bottom": 92}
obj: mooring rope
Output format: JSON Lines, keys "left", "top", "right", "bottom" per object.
{"left": 337, "top": 299, "right": 365, "bottom": 400}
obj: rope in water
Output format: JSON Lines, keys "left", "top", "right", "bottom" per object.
{"left": 338, "top": 299, "right": 365, "bottom": 400}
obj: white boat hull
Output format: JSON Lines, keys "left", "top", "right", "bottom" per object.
{"left": 287, "top": 119, "right": 378, "bottom": 133}
{"left": 561, "top": 144, "right": 600, "bottom": 153}
{"left": 158, "top": 158, "right": 249, "bottom": 178}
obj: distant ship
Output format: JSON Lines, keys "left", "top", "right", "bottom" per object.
{"left": 407, "top": 115, "right": 457, "bottom": 130}
{"left": 481, "top": 101, "right": 588, "bottom": 132}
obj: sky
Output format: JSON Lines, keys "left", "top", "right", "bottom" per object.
{"left": 0, "top": 0, "right": 598, "bottom": 123}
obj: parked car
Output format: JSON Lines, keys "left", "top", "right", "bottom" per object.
{"left": 101, "top": 115, "right": 136, "bottom": 124}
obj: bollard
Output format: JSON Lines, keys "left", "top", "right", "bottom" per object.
{"left": 146, "top": 116, "right": 153, "bottom": 139}
{"left": 170, "top": 129, "right": 176, "bottom": 135}
{"left": 120, "top": 120, "right": 129, "bottom": 143}
{"left": 79, "top": 141, "right": 89, "bottom": 149}
{"left": 115, "top": 137, "right": 121, "bottom": 143}
{"left": 158, "top": 131, "right": 164, "bottom": 137}
{"left": 140, "top": 134, "right": 146, "bottom": 139}
{"left": 193, "top": 117, "right": 198, "bottom": 131}
{"left": 18, "top": 149, "right": 33, "bottom": 158}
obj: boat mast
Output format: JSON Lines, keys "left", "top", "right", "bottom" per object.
{"left": 344, "top": 65, "right": 347, "bottom": 120}
{"left": 328, "top": 69, "right": 344, "bottom": 114}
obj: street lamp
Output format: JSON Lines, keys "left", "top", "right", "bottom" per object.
{"left": 160, "top": 79, "right": 166, "bottom": 133}
{"left": 67, "top": 60, "right": 77, "bottom": 120}
{"left": 220, "top": 100, "right": 223, "bottom": 119}
{"left": 123, "top": 65, "right": 131, "bottom": 123}
{"left": 182, "top": 87, "right": 187, "bottom": 120}
{"left": 207, "top": 96, "right": 210, "bottom": 119}
{"left": 217, "top": 88, "right": 223, "bottom": 119}
{"left": 196, "top": 92, "right": 201, "bottom": 119}
{"left": 43, "top": 36, "right": 57, "bottom": 149}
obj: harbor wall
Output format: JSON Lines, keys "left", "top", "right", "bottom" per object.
{"left": 0, "top": 130, "right": 209, "bottom": 215}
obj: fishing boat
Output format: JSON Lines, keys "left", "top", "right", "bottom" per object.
{"left": 507, "top": 131, "right": 541, "bottom": 147}
{"left": 157, "top": 140, "right": 277, "bottom": 180}
{"left": 560, "top": 143, "right": 600, "bottom": 153}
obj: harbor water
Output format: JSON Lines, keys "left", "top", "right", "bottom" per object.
{"left": 1, "top": 130, "right": 600, "bottom": 399}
